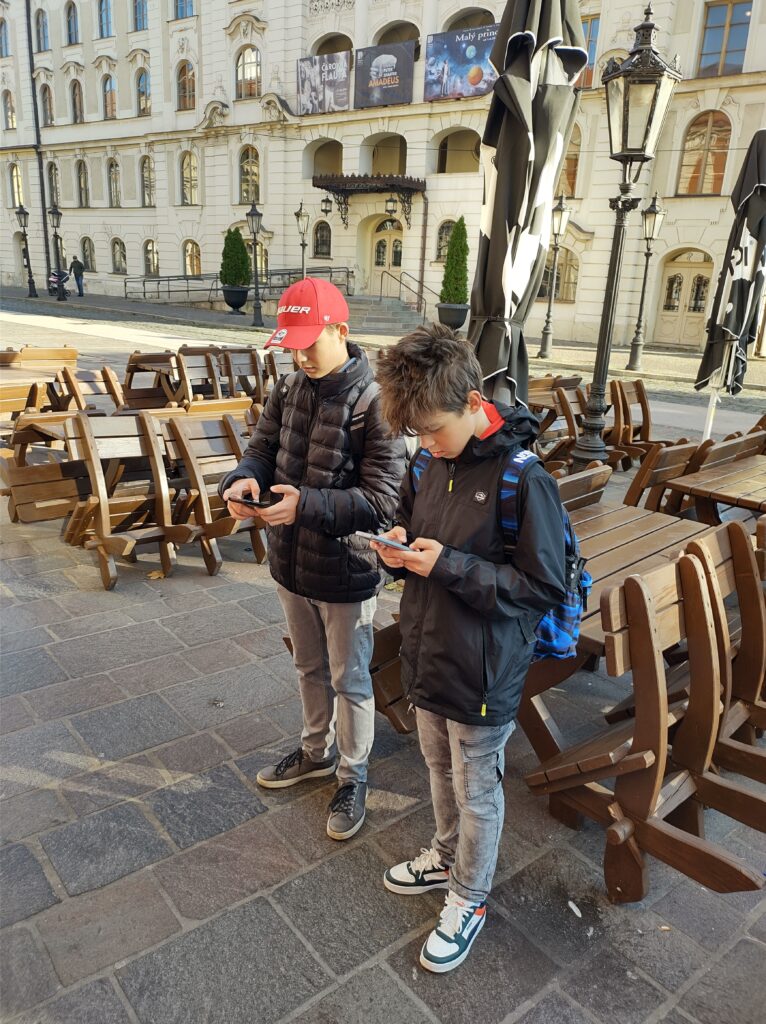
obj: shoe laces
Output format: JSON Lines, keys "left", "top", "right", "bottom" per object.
{"left": 275, "top": 748, "right": 303, "bottom": 777}
{"left": 411, "top": 848, "right": 445, "bottom": 875}
{"left": 438, "top": 891, "right": 477, "bottom": 939}
{"left": 329, "top": 782, "right": 358, "bottom": 817}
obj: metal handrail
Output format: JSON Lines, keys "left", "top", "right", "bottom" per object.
{"left": 399, "top": 270, "right": 441, "bottom": 308}
{"left": 377, "top": 270, "right": 439, "bottom": 322}
{"left": 124, "top": 266, "right": 356, "bottom": 302}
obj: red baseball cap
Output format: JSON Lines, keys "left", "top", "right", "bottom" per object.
{"left": 265, "top": 278, "right": 350, "bottom": 350}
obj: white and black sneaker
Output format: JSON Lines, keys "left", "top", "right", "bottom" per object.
{"left": 419, "top": 892, "right": 487, "bottom": 974}
{"left": 256, "top": 748, "right": 336, "bottom": 789}
{"left": 384, "top": 848, "right": 450, "bottom": 895}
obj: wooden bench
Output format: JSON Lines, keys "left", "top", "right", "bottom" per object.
{"left": 1, "top": 382, "right": 47, "bottom": 444}
{"left": 555, "top": 464, "right": 613, "bottom": 512}
{"left": 0, "top": 345, "right": 78, "bottom": 375}
{"left": 662, "top": 431, "right": 766, "bottom": 517}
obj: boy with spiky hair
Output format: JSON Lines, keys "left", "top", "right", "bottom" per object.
{"left": 372, "top": 323, "right": 567, "bottom": 973}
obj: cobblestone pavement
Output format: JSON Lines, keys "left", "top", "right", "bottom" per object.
{"left": 1, "top": 306, "right": 765, "bottom": 1023}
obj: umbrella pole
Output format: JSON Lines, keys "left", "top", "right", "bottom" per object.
{"left": 701, "top": 389, "right": 719, "bottom": 442}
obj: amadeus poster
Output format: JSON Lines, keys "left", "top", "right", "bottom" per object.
{"left": 354, "top": 41, "right": 415, "bottom": 110}
{"left": 424, "top": 25, "right": 499, "bottom": 102}
{"left": 297, "top": 52, "right": 350, "bottom": 115}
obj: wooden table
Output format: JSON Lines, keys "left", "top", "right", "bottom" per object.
{"left": 663, "top": 454, "right": 766, "bottom": 525}
{"left": 518, "top": 501, "right": 711, "bottom": 766}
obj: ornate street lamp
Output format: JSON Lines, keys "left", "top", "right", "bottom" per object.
{"left": 385, "top": 194, "right": 398, "bottom": 217}
{"left": 537, "top": 195, "right": 571, "bottom": 359}
{"left": 626, "top": 193, "right": 666, "bottom": 371}
{"left": 320, "top": 194, "right": 333, "bottom": 217}
{"left": 246, "top": 201, "right": 264, "bottom": 328}
{"left": 15, "top": 205, "right": 38, "bottom": 298}
{"left": 294, "top": 201, "right": 310, "bottom": 279}
{"left": 572, "top": 4, "right": 680, "bottom": 469}
{"left": 47, "top": 204, "right": 67, "bottom": 302}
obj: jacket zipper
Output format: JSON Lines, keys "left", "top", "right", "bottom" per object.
{"left": 289, "top": 385, "right": 319, "bottom": 592}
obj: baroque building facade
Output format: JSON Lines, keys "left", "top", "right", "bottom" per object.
{"left": 1, "top": 0, "right": 765, "bottom": 351}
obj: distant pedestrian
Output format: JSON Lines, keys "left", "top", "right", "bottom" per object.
{"left": 68, "top": 256, "right": 85, "bottom": 297}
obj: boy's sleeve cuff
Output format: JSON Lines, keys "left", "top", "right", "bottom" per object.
{"left": 428, "top": 545, "right": 460, "bottom": 586}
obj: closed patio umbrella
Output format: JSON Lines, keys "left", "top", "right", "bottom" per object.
{"left": 467, "top": 0, "right": 587, "bottom": 405}
{"left": 696, "top": 129, "right": 766, "bottom": 439}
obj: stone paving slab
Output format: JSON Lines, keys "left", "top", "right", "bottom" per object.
{"left": 9, "top": 978, "right": 134, "bottom": 1024}
{"left": 0, "top": 843, "right": 60, "bottom": 926}
{"left": 0, "top": 928, "right": 61, "bottom": 1018}
{"left": 0, "top": 721, "right": 96, "bottom": 800}
{"left": 70, "top": 693, "right": 192, "bottom": 760}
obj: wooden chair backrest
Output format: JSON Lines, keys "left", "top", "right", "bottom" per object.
{"left": 265, "top": 350, "right": 296, "bottom": 384}
{"left": 623, "top": 440, "right": 700, "bottom": 510}
{"left": 749, "top": 413, "right": 766, "bottom": 434}
{"left": 5, "top": 458, "right": 92, "bottom": 524}
{"left": 178, "top": 344, "right": 221, "bottom": 356}
{"left": 57, "top": 367, "right": 124, "bottom": 411}
{"left": 123, "top": 350, "right": 178, "bottom": 388}
{"left": 220, "top": 348, "right": 266, "bottom": 403}
{"left": 614, "top": 379, "right": 652, "bottom": 444}
{"left": 757, "top": 515, "right": 766, "bottom": 579}
{"left": 0, "top": 346, "right": 77, "bottom": 371}
{"left": 556, "top": 464, "right": 613, "bottom": 511}
{"left": 177, "top": 352, "right": 224, "bottom": 402}
{"left": 528, "top": 375, "right": 555, "bottom": 393}
{"left": 0, "top": 382, "right": 45, "bottom": 418}
{"left": 697, "top": 430, "right": 766, "bottom": 471}
{"left": 164, "top": 415, "right": 246, "bottom": 488}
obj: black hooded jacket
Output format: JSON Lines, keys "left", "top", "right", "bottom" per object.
{"left": 396, "top": 403, "right": 567, "bottom": 726}
{"left": 219, "top": 345, "right": 406, "bottom": 603}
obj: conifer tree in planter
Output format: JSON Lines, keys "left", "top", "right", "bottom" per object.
{"left": 436, "top": 216, "right": 470, "bottom": 330}
{"left": 219, "top": 228, "right": 251, "bottom": 314}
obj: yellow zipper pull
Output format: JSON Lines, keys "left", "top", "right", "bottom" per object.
{"left": 480, "top": 703, "right": 487, "bottom": 717}
{"left": 448, "top": 478, "right": 453, "bottom": 493}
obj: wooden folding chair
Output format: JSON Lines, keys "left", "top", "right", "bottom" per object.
{"left": 555, "top": 464, "right": 613, "bottom": 512}
{"left": 162, "top": 414, "right": 267, "bottom": 575}
{"left": 219, "top": 348, "right": 267, "bottom": 404}
{"left": 525, "top": 553, "right": 764, "bottom": 903}
{"left": 622, "top": 440, "right": 700, "bottom": 512}
{"left": 265, "top": 350, "right": 296, "bottom": 389}
{"left": 612, "top": 380, "right": 687, "bottom": 464}
{"left": 52, "top": 366, "right": 124, "bottom": 412}
{"left": 176, "top": 351, "right": 225, "bottom": 404}
{"left": 757, "top": 515, "right": 766, "bottom": 578}
{"left": 4, "top": 456, "right": 92, "bottom": 525}
{"left": 0, "top": 345, "right": 77, "bottom": 374}
{"left": 64, "top": 411, "right": 199, "bottom": 589}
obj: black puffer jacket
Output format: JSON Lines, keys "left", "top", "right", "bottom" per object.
{"left": 396, "top": 403, "right": 567, "bottom": 727}
{"left": 219, "top": 345, "right": 406, "bottom": 602}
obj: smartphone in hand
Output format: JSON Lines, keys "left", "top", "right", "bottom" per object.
{"left": 232, "top": 490, "right": 279, "bottom": 509}
{"left": 355, "top": 531, "right": 411, "bottom": 552}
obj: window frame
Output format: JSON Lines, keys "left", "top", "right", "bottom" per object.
{"left": 133, "top": 0, "right": 148, "bottom": 32}
{"left": 697, "top": 1, "right": 752, "bottom": 78}
{"left": 136, "top": 68, "right": 151, "bottom": 116}
{"left": 35, "top": 9, "right": 49, "bottom": 52}
{"left": 143, "top": 239, "right": 159, "bottom": 277}
{"left": 176, "top": 60, "right": 195, "bottom": 111}
{"left": 0, "top": 19, "right": 9, "bottom": 58}
{"left": 71, "top": 79, "right": 84, "bottom": 123}
{"left": 435, "top": 220, "right": 455, "bottom": 262}
{"left": 111, "top": 238, "right": 127, "bottom": 275}
{"left": 236, "top": 45, "right": 262, "bottom": 99}
{"left": 579, "top": 15, "right": 600, "bottom": 88}
{"left": 10, "top": 163, "right": 24, "bottom": 207}
{"left": 537, "top": 245, "right": 579, "bottom": 303}
{"left": 40, "top": 84, "right": 54, "bottom": 126}
{"left": 65, "top": 3, "right": 79, "bottom": 45}
{"left": 102, "top": 74, "right": 117, "bottom": 120}
{"left": 238, "top": 146, "right": 260, "bottom": 204}
{"left": 180, "top": 151, "right": 198, "bottom": 205}
{"left": 183, "top": 239, "right": 201, "bottom": 276}
{"left": 98, "top": 0, "right": 113, "bottom": 39}
{"left": 140, "top": 155, "right": 156, "bottom": 207}
{"left": 81, "top": 236, "right": 96, "bottom": 271}
{"left": 556, "top": 123, "right": 581, "bottom": 199}
{"left": 76, "top": 159, "right": 90, "bottom": 207}
{"left": 2, "top": 90, "right": 15, "bottom": 130}
{"left": 107, "top": 158, "right": 121, "bottom": 208}
{"left": 313, "top": 220, "right": 332, "bottom": 258}
{"left": 175, "top": 1, "right": 195, "bottom": 20}
{"left": 47, "top": 161, "right": 60, "bottom": 205}
{"left": 676, "top": 110, "right": 731, "bottom": 196}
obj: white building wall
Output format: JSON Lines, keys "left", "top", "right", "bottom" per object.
{"left": 1, "top": 0, "right": 765, "bottom": 351}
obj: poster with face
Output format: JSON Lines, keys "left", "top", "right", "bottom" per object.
{"left": 424, "top": 25, "right": 499, "bottom": 102}
{"left": 354, "top": 41, "right": 415, "bottom": 109}
{"left": 297, "top": 51, "right": 350, "bottom": 115}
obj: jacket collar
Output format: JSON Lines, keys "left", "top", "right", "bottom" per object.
{"left": 455, "top": 401, "right": 541, "bottom": 464}
{"left": 300, "top": 342, "right": 371, "bottom": 398}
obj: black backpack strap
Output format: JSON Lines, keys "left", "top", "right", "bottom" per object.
{"left": 349, "top": 380, "right": 379, "bottom": 463}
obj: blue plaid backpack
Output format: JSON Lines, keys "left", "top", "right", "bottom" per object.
{"left": 411, "top": 447, "right": 591, "bottom": 662}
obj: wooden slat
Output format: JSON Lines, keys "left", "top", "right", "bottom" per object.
{"left": 574, "top": 506, "right": 654, "bottom": 541}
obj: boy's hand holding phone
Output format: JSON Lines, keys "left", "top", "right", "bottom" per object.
{"left": 223, "top": 481, "right": 300, "bottom": 526}
{"left": 370, "top": 529, "right": 443, "bottom": 578}
{"left": 223, "top": 479, "right": 261, "bottom": 521}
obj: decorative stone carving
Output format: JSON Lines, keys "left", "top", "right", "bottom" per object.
{"left": 199, "top": 100, "right": 230, "bottom": 130}
{"left": 224, "top": 14, "right": 267, "bottom": 40}
{"left": 127, "top": 48, "right": 150, "bottom": 70}
{"left": 309, "top": 0, "right": 355, "bottom": 13}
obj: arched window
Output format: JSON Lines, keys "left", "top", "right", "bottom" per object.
{"left": 236, "top": 46, "right": 262, "bottom": 99}
{"left": 47, "top": 162, "right": 60, "bottom": 206}
{"left": 111, "top": 238, "right": 127, "bottom": 274}
{"left": 175, "top": 0, "right": 194, "bottom": 17}
{"left": 435, "top": 130, "right": 480, "bottom": 174}
{"left": 376, "top": 22, "right": 420, "bottom": 61}
{"left": 180, "top": 151, "right": 198, "bottom": 205}
{"left": 239, "top": 146, "right": 260, "bottom": 203}
{"left": 436, "top": 220, "right": 455, "bottom": 261}
{"left": 144, "top": 240, "right": 159, "bottom": 277}
{"left": 313, "top": 221, "right": 331, "bottom": 258}
{"left": 677, "top": 111, "right": 731, "bottom": 196}
{"left": 98, "top": 0, "right": 112, "bottom": 38}
{"left": 688, "top": 275, "right": 710, "bottom": 313}
{"left": 65, "top": 3, "right": 79, "bottom": 45}
{"left": 81, "top": 236, "right": 96, "bottom": 271}
{"left": 133, "top": 0, "right": 148, "bottom": 32}
{"left": 663, "top": 274, "right": 683, "bottom": 311}
{"left": 140, "top": 156, "right": 155, "bottom": 207}
{"left": 374, "top": 239, "right": 387, "bottom": 267}
{"left": 107, "top": 159, "right": 120, "bottom": 207}
{"left": 102, "top": 74, "right": 116, "bottom": 120}
{"left": 136, "top": 69, "right": 150, "bottom": 116}
{"left": 71, "top": 80, "right": 84, "bottom": 122}
{"left": 556, "top": 123, "right": 581, "bottom": 198}
{"left": 9, "top": 164, "right": 24, "bottom": 207}
{"left": 35, "top": 10, "right": 49, "bottom": 51}
{"left": 183, "top": 240, "right": 201, "bottom": 276}
{"left": 2, "top": 91, "right": 15, "bottom": 130}
{"left": 0, "top": 19, "right": 9, "bottom": 58}
{"left": 40, "top": 84, "right": 54, "bottom": 126}
{"left": 246, "top": 238, "right": 268, "bottom": 277}
{"left": 538, "top": 247, "right": 578, "bottom": 302}
{"left": 177, "top": 61, "right": 195, "bottom": 110}
{"left": 76, "top": 159, "right": 89, "bottom": 207}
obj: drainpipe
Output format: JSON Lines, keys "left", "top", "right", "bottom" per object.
{"left": 25, "top": 0, "right": 51, "bottom": 278}
{"left": 417, "top": 192, "right": 429, "bottom": 315}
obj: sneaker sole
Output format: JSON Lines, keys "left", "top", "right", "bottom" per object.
{"left": 256, "top": 764, "right": 336, "bottom": 789}
{"left": 419, "top": 913, "right": 485, "bottom": 974}
{"left": 326, "top": 810, "right": 366, "bottom": 841}
{"left": 383, "top": 875, "right": 450, "bottom": 895}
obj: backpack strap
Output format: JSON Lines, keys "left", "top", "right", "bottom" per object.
{"left": 498, "top": 448, "right": 541, "bottom": 550}
{"left": 410, "top": 448, "right": 433, "bottom": 491}
{"left": 349, "top": 380, "right": 380, "bottom": 463}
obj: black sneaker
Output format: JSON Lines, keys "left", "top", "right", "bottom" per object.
{"left": 256, "top": 748, "right": 336, "bottom": 789}
{"left": 326, "top": 781, "right": 367, "bottom": 840}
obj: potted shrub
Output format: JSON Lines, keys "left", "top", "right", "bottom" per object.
{"left": 436, "top": 215, "right": 470, "bottom": 330}
{"left": 219, "top": 228, "right": 251, "bottom": 314}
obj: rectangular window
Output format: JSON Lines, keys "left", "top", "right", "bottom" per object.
{"left": 175, "top": 1, "right": 194, "bottom": 18}
{"left": 579, "top": 15, "right": 600, "bottom": 89}
{"left": 698, "top": 2, "right": 751, "bottom": 77}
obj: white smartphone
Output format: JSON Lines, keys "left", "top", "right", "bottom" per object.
{"left": 355, "top": 531, "right": 411, "bottom": 552}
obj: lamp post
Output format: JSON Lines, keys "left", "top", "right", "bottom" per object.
{"left": 295, "top": 201, "right": 310, "bottom": 279}
{"left": 537, "top": 195, "right": 571, "bottom": 359}
{"left": 626, "top": 193, "right": 666, "bottom": 371}
{"left": 246, "top": 201, "right": 264, "bottom": 328}
{"left": 47, "top": 204, "right": 67, "bottom": 302}
{"left": 572, "top": 4, "right": 680, "bottom": 470}
{"left": 15, "top": 205, "right": 38, "bottom": 298}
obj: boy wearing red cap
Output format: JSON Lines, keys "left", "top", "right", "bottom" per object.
{"left": 221, "top": 278, "right": 405, "bottom": 840}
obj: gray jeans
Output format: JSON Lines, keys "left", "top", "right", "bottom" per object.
{"left": 276, "top": 584, "right": 376, "bottom": 784}
{"left": 416, "top": 707, "right": 515, "bottom": 902}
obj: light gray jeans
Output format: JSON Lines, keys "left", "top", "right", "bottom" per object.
{"left": 416, "top": 706, "right": 516, "bottom": 902}
{"left": 276, "top": 584, "right": 376, "bottom": 784}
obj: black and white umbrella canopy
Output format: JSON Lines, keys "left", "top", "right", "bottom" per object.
{"left": 695, "top": 129, "right": 766, "bottom": 417}
{"left": 467, "top": 0, "right": 587, "bottom": 405}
